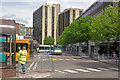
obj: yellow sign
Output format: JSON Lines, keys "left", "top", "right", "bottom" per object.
{"left": 52, "top": 58, "right": 55, "bottom": 61}
{"left": 48, "top": 53, "right": 50, "bottom": 55}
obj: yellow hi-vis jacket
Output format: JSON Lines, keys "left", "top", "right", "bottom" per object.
{"left": 37, "top": 48, "right": 39, "bottom": 52}
{"left": 19, "top": 50, "right": 27, "bottom": 64}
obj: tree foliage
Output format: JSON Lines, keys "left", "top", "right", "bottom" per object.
{"left": 118, "top": 1, "right": 120, "bottom": 36}
{"left": 74, "top": 16, "right": 92, "bottom": 42}
{"left": 57, "top": 5, "right": 119, "bottom": 48}
{"left": 57, "top": 16, "right": 92, "bottom": 45}
{"left": 90, "top": 5, "right": 119, "bottom": 43}
{"left": 44, "top": 36, "right": 55, "bottom": 45}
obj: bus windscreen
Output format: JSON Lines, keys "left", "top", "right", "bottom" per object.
{"left": 16, "top": 43, "right": 28, "bottom": 52}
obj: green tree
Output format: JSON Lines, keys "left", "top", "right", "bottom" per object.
{"left": 90, "top": 5, "right": 119, "bottom": 54}
{"left": 118, "top": 1, "right": 120, "bottom": 37}
{"left": 44, "top": 36, "right": 55, "bottom": 45}
{"left": 74, "top": 16, "right": 92, "bottom": 43}
{"left": 57, "top": 35, "right": 64, "bottom": 45}
{"left": 57, "top": 16, "right": 92, "bottom": 46}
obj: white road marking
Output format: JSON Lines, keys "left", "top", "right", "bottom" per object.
{"left": 43, "top": 74, "right": 50, "bottom": 78}
{"left": 108, "top": 67, "right": 120, "bottom": 71}
{"left": 43, "top": 59, "right": 47, "bottom": 61}
{"left": 66, "top": 59, "right": 70, "bottom": 60}
{"left": 64, "top": 70, "right": 78, "bottom": 73}
{"left": 39, "top": 57, "right": 40, "bottom": 59}
{"left": 87, "top": 68, "right": 101, "bottom": 72}
{"left": 28, "top": 62, "right": 35, "bottom": 70}
{"left": 75, "top": 69, "right": 91, "bottom": 72}
{"left": 97, "top": 68, "right": 110, "bottom": 71}
{"left": 55, "top": 59, "right": 58, "bottom": 60}
{"left": 59, "top": 59, "right": 63, "bottom": 60}
{"left": 55, "top": 70, "right": 66, "bottom": 73}
{"left": 72, "top": 59, "right": 76, "bottom": 60}
{"left": 19, "top": 76, "right": 25, "bottom": 78}
{"left": 33, "top": 62, "right": 37, "bottom": 70}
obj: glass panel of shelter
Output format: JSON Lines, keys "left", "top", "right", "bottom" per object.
{"left": 0, "top": 34, "right": 15, "bottom": 68}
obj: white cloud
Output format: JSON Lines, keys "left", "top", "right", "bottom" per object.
{"left": 1, "top": 0, "right": 97, "bottom": 2}
{"left": 1, "top": 0, "right": 46, "bottom": 2}
{"left": 1, "top": 2, "right": 38, "bottom": 27}
{"left": 0, "top": 0, "right": 99, "bottom": 27}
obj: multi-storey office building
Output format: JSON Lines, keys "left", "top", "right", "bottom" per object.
{"left": 78, "top": 1, "right": 118, "bottom": 18}
{"left": 33, "top": 3, "right": 60, "bottom": 44}
{"left": 58, "top": 8, "right": 83, "bottom": 36}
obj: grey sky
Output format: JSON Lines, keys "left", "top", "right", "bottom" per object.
{"left": 0, "top": 0, "right": 96, "bottom": 27}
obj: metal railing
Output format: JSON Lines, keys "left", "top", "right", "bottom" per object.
{"left": 64, "top": 50, "right": 119, "bottom": 65}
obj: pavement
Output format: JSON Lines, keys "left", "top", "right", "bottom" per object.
{"left": 15, "top": 52, "right": 119, "bottom": 78}
{"left": 66, "top": 51, "right": 119, "bottom": 65}
{"left": 81, "top": 55, "right": 119, "bottom": 66}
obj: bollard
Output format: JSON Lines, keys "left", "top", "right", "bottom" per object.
{"left": 41, "top": 53, "right": 43, "bottom": 73}
{"left": 98, "top": 54, "right": 100, "bottom": 60}
{"left": 107, "top": 54, "right": 109, "bottom": 63}
{"left": 51, "top": 58, "right": 55, "bottom": 72}
{"left": 113, "top": 54, "right": 116, "bottom": 62}
{"left": 102, "top": 54, "right": 105, "bottom": 60}
{"left": 47, "top": 53, "right": 50, "bottom": 71}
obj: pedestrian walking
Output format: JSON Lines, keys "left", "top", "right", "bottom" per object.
{"left": 115, "top": 49, "right": 119, "bottom": 57}
{"left": 19, "top": 47, "right": 27, "bottom": 74}
{"left": 112, "top": 51, "right": 116, "bottom": 61}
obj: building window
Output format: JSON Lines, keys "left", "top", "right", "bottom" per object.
{"left": 45, "top": 6, "right": 47, "bottom": 37}
{"left": 73, "top": 10, "right": 75, "bottom": 21}
{"left": 52, "top": 7, "right": 54, "bottom": 37}
{"left": 79, "top": 11, "right": 82, "bottom": 16}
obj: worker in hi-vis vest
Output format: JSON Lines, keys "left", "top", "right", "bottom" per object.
{"left": 19, "top": 47, "right": 27, "bottom": 74}
{"left": 37, "top": 48, "right": 39, "bottom": 52}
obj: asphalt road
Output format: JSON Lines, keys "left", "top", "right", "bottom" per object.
{"left": 17, "top": 52, "right": 119, "bottom": 78}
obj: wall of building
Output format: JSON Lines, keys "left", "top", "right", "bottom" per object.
{"left": 16, "top": 23, "right": 19, "bottom": 35}
{"left": 19, "top": 23, "right": 26, "bottom": 36}
{"left": 0, "top": 19, "right": 16, "bottom": 35}
{"left": 25, "top": 27, "right": 33, "bottom": 36}
{"left": 58, "top": 8, "right": 83, "bottom": 36}
{"left": 80, "top": 1, "right": 118, "bottom": 18}
{"left": 33, "top": 6, "right": 42, "bottom": 44}
{"left": 16, "top": 22, "right": 26, "bottom": 36}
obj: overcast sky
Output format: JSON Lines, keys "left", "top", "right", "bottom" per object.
{"left": 0, "top": 0, "right": 97, "bottom": 27}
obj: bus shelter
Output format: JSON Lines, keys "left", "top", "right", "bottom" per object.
{"left": 0, "top": 19, "right": 16, "bottom": 78}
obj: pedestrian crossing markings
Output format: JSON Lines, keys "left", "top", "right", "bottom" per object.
{"left": 87, "top": 68, "right": 101, "bottom": 72}
{"left": 75, "top": 69, "right": 90, "bottom": 73}
{"left": 64, "top": 70, "right": 78, "bottom": 73}
{"left": 55, "top": 67, "right": 119, "bottom": 74}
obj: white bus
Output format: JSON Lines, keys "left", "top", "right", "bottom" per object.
{"left": 39, "top": 45, "right": 53, "bottom": 53}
